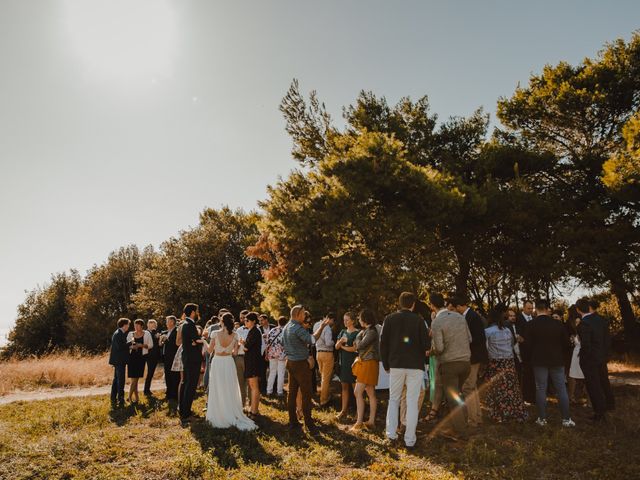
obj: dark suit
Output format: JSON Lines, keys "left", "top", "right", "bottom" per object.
{"left": 578, "top": 313, "right": 615, "bottom": 416}
{"left": 144, "top": 328, "right": 161, "bottom": 394}
{"left": 380, "top": 309, "right": 429, "bottom": 371}
{"left": 179, "top": 319, "right": 203, "bottom": 419}
{"left": 162, "top": 328, "right": 180, "bottom": 400}
{"left": 109, "top": 328, "right": 130, "bottom": 404}
{"left": 515, "top": 312, "right": 536, "bottom": 403}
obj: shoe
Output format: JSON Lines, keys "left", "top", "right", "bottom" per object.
{"left": 405, "top": 443, "right": 416, "bottom": 451}
{"left": 349, "top": 422, "right": 366, "bottom": 432}
{"left": 306, "top": 425, "right": 320, "bottom": 436}
{"left": 562, "top": 418, "right": 576, "bottom": 427}
{"left": 535, "top": 418, "right": 547, "bottom": 426}
{"left": 364, "top": 421, "right": 375, "bottom": 430}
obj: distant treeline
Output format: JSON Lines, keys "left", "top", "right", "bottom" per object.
{"left": 4, "top": 33, "right": 640, "bottom": 357}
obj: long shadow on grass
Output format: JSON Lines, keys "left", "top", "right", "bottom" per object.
{"left": 188, "top": 417, "right": 278, "bottom": 468}
{"left": 109, "top": 395, "right": 169, "bottom": 426}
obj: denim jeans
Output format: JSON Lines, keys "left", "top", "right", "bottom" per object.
{"left": 533, "top": 365, "right": 570, "bottom": 420}
{"left": 110, "top": 363, "right": 126, "bottom": 403}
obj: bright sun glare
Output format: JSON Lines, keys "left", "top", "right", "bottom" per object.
{"left": 61, "top": 0, "right": 178, "bottom": 88}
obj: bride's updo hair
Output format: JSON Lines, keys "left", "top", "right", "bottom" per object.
{"left": 221, "top": 312, "right": 234, "bottom": 334}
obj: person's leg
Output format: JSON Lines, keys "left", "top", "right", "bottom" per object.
{"left": 523, "top": 363, "right": 536, "bottom": 403}
{"left": 580, "top": 358, "right": 606, "bottom": 417}
{"left": 277, "top": 359, "right": 286, "bottom": 395}
{"left": 386, "top": 369, "right": 405, "bottom": 440}
{"left": 296, "top": 363, "right": 314, "bottom": 428}
{"left": 568, "top": 377, "right": 576, "bottom": 402}
{"left": 461, "top": 363, "right": 482, "bottom": 426}
{"left": 533, "top": 366, "right": 549, "bottom": 420}
{"left": 339, "top": 383, "right": 350, "bottom": 415}
{"left": 317, "top": 351, "right": 333, "bottom": 405}
{"left": 234, "top": 356, "right": 247, "bottom": 408}
{"left": 267, "top": 358, "right": 278, "bottom": 395}
{"left": 146, "top": 357, "right": 158, "bottom": 394}
{"left": 440, "top": 362, "right": 469, "bottom": 435}
{"left": 117, "top": 364, "right": 126, "bottom": 403}
{"left": 248, "top": 377, "right": 260, "bottom": 414}
{"left": 178, "top": 371, "right": 185, "bottom": 413}
{"left": 416, "top": 384, "right": 426, "bottom": 420}
{"left": 599, "top": 362, "right": 615, "bottom": 410}
{"left": 432, "top": 360, "right": 444, "bottom": 413}
{"left": 286, "top": 361, "right": 301, "bottom": 426}
{"left": 203, "top": 352, "right": 210, "bottom": 391}
{"left": 354, "top": 382, "right": 366, "bottom": 425}
{"left": 399, "top": 384, "right": 408, "bottom": 426}
{"left": 111, "top": 367, "right": 118, "bottom": 403}
{"left": 366, "top": 385, "right": 377, "bottom": 426}
{"left": 549, "top": 366, "right": 571, "bottom": 420}
{"left": 404, "top": 369, "right": 423, "bottom": 446}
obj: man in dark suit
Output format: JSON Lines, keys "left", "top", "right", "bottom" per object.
{"left": 450, "top": 295, "right": 488, "bottom": 428}
{"left": 515, "top": 299, "right": 536, "bottom": 403}
{"left": 576, "top": 298, "right": 614, "bottom": 421}
{"left": 161, "top": 315, "right": 180, "bottom": 402}
{"left": 109, "top": 318, "right": 131, "bottom": 407}
{"left": 143, "top": 319, "right": 161, "bottom": 396}
{"left": 179, "top": 303, "right": 203, "bottom": 422}
{"left": 523, "top": 299, "right": 574, "bottom": 427}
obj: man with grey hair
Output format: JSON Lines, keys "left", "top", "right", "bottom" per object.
{"left": 282, "top": 305, "right": 330, "bottom": 434}
{"left": 144, "top": 319, "right": 161, "bottom": 396}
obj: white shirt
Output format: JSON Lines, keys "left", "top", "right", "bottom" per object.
{"left": 313, "top": 321, "right": 333, "bottom": 352}
{"left": 236, "top": 326, "right": 249, "bottom": 355}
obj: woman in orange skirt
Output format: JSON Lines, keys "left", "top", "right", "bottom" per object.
{"left": 350, "top": 309, "right": 380, "bottom": 431}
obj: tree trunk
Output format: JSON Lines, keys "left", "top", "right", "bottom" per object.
{"left": 610, "top": 279, "right": 638, "bottom": 351}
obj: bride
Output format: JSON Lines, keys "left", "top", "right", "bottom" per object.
{"left": 205, "top": 313, "right": 257, "bottom": 431}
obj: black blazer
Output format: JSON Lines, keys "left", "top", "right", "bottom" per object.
{"left": 465, "top": 308, "right": 488, "bottom": 364}
{"left": 109, "top": 328, "right": 130, "bottom": 366}
{"left": 180, "top": 319, "right": 202, "bottom": 366}
{"left": 515, "top": 313, "right": 533, "bottom": 360}
{"left": 523, "top": 314, "right": 571, "bottom": 367}
{"left": 578, "top": 313, "right": 610, "bottom": 364}
{"left": 244, "top": 326, "right": 263, "bottom": 366}
{"left": 162, "top": 328, "right": 178, "bottom": 366}
{"left": 380, "top": 310, "right": 429, "bottom": 371}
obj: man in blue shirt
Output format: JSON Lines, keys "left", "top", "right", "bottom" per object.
{"left": 283, "top": 305, "right": 330, "bottom": 434}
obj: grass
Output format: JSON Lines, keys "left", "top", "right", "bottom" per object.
{"left": 0, "top": 382, "right": 639, "bottom": 480}
{"left": 0, "top": 351, "right": 113, "bottom": 395}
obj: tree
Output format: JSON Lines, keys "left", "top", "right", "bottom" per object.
{"left": 497, "top": 33, "right": 640, "bottom": 347}
{"left": 133, "top": 207, "right": 265, "bottom": 321}
{"left": 66, "top": 245, "right": 152, "bottom": 351}
{"left": 251, "top": 82, "right": 559, "bottom": 317}
{"left": 3, "top": 271, "right": 80, "bottom": 357}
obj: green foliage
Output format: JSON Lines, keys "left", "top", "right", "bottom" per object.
{"left": 497, "top": 32, "right": 640, "bottom": 343}
{"left": 252, "top": 83, "right": 564, "bottom": 317}
{"left": 4, "top": 272, "right": 80, "bottom": 357}
{"left": 67, "top": 245, "right": 152, "bottom": 351}
{"left": 133, "top": 207, "right": 266, "bottom": 320}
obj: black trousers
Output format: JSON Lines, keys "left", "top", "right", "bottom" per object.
{"left": 164, "top": 361, "right": 180, "bottom": 400}
{"left": 600, "top": 363, "right": 615, "bottom": 410}
{"left": 259, "top": 356, "right": 268, "bottom": 394}
{"left": 581, "top": 358, "right": 606, "bottom": 416}
{"left": 144, "top": 356, "right": 159, "bottom": 393}
{"left": 520, "top": 362, "right": 536, "bottom": 403}
{"left": 110, "top": 364, "right": 126, "bottom": 403}
{"left": 179, "top": 360, "right": 201, "bottom": 418}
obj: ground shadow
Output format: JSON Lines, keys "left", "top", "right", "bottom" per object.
{"left": 108, "top": 394, "right": 168, "bottom": 426}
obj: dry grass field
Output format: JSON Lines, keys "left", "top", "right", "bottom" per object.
{"left": 0, "top": 351, "right": 113, "bottom": 396}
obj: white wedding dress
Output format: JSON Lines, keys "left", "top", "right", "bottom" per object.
{"left": 206, "top": 331, "right": 257, "bottom": 431}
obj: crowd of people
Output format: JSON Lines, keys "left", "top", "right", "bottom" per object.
{"left": 108, "top": 292, "right": 615, "bottom": 446}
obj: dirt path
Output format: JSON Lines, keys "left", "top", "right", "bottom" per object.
{"left": 0, "top": 380, "right": 166, "bottom": 405}
{"left": 1, "top": 375, "right": 638, "bottom": 406}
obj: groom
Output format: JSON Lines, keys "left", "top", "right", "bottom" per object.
{"left": 179, "top": 303, "right": 203, "bottom": 423}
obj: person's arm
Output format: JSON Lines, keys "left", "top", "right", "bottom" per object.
{"left": 245, "top": 329, "right": 258, "bottom": 352}
{"left": 431, "top": 319, "right": 444, "bottom": 355}
{"left": 144, "top": 331, "right": 153, "bottom": 350}
{"left": 312, "top": 317, "right": 331, "bottom": 340}
{"left": 176, "top": 325, "right": 183, "bottom": 347}
{"left": 380, "top": 319, "right": 390, "bottom": 371}
{"left": 578, "top": 321, "right": 592, "bottom": 357}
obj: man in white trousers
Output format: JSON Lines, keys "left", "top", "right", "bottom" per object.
{"left": 380, "top": 292, "right": 430, "bottom": 449}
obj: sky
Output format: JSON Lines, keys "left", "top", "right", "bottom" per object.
{"left": 0, "top": 0, "right": 639, "bottom": 342}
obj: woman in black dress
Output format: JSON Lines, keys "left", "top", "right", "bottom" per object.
{"left": 243, "top": 312, "right": 263, "bottom": 417}
{"left": 126, "top": 319, "right": 152, "bottom": 403}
